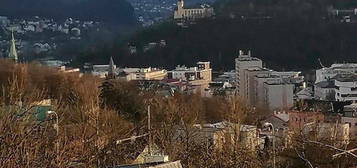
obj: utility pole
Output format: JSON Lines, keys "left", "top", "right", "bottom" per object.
{"left": 148, "top": 105, "right": 152, "bottom": 156}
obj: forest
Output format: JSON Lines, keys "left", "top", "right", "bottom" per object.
{"left": 0, "top": 0, "right": 137, "bottom": 25}
{"left": 74, "top": 0, "right": 357, "bottom": 71}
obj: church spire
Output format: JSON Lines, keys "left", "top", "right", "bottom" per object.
{"left": 108, "top": 56, "right": 116, "bottom": 79}
{"left": 8, "top": 30, "right": 18, "bottom": 63}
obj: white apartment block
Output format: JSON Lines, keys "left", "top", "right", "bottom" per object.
{"left": 334, "top": 74, "right": 357, "bottom": 102}
{"left": 314, "top": 80, "right": 335, "bottom": 101}
{"left": 263, "top": 80, "right": 294, "bottom": 110}
{"left": 168, "top": 62, "right": 212, "bottom": 88}
{"left": 235, "top": 50, "right": 263, "bottom": 98}
{"left": 315, "top": 63, "right": 357, "bottom": 83}
{"left": 235, "top": 51, "right": 301, "bottom": 110}
{"left": 174, "top": 0, "right": 214, "bottom": 21}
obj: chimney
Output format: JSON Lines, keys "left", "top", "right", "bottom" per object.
{"left": 239, "top": 50, "right": 243, "bottom": 56}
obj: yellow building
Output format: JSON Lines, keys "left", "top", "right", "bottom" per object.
{"left": 119, "top": 67, "right": 167, "bottom": 81}
{"left": 174, "top": 0, "right": 214, "bottom": 21}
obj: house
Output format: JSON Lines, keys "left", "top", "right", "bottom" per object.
{"left": 174, "top": 121, "right": 259, "bottom": 152}
{"left": 114, "top": 161, "right": 183, "bottom": 168}
{"left": 113, "top": 144, "right": 182, "bottom": 168}
{"left": 288, "top": 111, "right": 325, "bottom": 133}
{"left": 341, "top": 117, "right": 357, "bottom": 140}
{"left": 314, "top": 80, "right": 335, "bottom": 101}
{"left": 315, "top": 63, "right": 357, "bottom": 84}
{"left": 315, "top": 123, "right": 350, "bottom": 146}
{"left": 334, "top": 74, "right": 357, "bottom": 103}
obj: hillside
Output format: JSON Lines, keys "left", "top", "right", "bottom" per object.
{"left": 74, "top": 0, "right": 357, "bottom": 71}
{"left": 0, "top": 0, "right": 137, "bottom": 25}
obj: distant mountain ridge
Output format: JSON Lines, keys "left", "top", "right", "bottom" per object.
{"left": 0, "top": 0, "right": 137, "bottom": 25}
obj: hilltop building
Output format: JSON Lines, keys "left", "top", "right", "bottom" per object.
{"left": 174, "top": 0, "right": 214, "bottom": 24}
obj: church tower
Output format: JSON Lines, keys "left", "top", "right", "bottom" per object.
{"left": 177, "top": 0, "right": 184, "bottom": 8}
{"left": 108, "top": 56, "right": 116, "bottom": 79}
{"left": 8, "top": 30, "right": 18, "bottom": 63}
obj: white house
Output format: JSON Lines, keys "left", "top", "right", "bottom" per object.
{"left": 334, "top": 74, "right": 357, "bottom": 102}
{"left": 314, "top": 80, "right": 335, "bottom": 101}
{"left": 315, "top": 63, "right": 357, "bottom": 84}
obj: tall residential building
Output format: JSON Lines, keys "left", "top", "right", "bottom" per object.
{"left": 235, "top": 50, "right": 263, "bottom": 98}
{"left": 8, "top": 31, "right": 18, "bottom": 62}
{"left": 234, "top": 51, "right": 303, "bottom": 110}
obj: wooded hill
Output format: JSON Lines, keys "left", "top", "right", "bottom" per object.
{"left": 0, "top": 0, "right": 137, "bottom": 25}
{"left": 75, "top": 0, "right": 357, "bottom": 71}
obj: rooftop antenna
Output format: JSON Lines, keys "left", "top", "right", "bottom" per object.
{"left": 148, "top": 105, "right": 152, "bottom": 156}
{"left": 318, "top": 58, "right": 326, "bottom": 68}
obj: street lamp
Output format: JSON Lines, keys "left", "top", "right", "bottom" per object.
{"left": 47, "top": 111, "right": 59, "bottom": 162}
{"left": 264, "top": 122, "right": 276, "bottom": 168}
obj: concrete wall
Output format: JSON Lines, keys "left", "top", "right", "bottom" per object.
{"left": 264, "top": 83, "right": 294, "bottom": 110}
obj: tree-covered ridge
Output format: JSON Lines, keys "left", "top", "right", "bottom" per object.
{"left": 73, "top": 0, "right": 357, "bottom": 70}
{"left": 0, "top": 0, "right": 137, "bottom": 25}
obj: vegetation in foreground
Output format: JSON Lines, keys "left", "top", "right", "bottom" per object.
{"left": 0, "top": 60, "right": 356, "bottom": 167}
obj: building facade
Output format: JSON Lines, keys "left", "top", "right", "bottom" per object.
{"left": 314, "top": 80, "right": 335, "bottom": 101}
{"left": 119, "top": 67, "right": 167, "bottom": 81}
{"left": 235, "top": 50, "right": 263, "bottom": 98}
{"left": 174, "top": 0, "right": 214, "bottom": 21}
{"left": 315, "top": 63, "right": 357, "bottom": 84}
{"left": 264, "top": 80, "right": 295, "bottom": 110}
{"left": 334, "top": 74, "right": 357, "bottom": 103}
{"left": 288, "top": 111, "right": 325, "bottom": 133}
{"left": 168, "top": 61, "right": 212, "bottom": 89}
